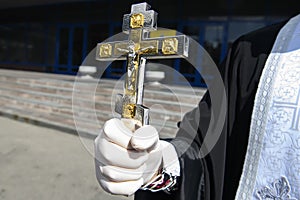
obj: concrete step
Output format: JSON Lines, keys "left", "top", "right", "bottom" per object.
{"left": 0, "top": 69, "right": 206, "bottom": 139}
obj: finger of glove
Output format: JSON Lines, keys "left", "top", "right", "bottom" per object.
{"left": 103, "top": 118, "right": 133, "bottom": 149}
{"left": 131, "top": 125, "right": 159, "bottom": 151}
{"left": 95, "top": 133, "right": 148, "bottom": 169}
{"left": 99, "top": 164, "right": 145, "bottom": 182}
{"left": 160, "top": 140, "right": 180, "bottom": 169}
{"left": 142, "top": 143, "right": 163, "bottom": 183}
{"left": 98, "top": 173, "right": 143, "bottom": 196}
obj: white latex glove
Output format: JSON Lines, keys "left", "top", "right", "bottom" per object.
{"left": 94, "top": 118, "right": 168, "bottom": 196}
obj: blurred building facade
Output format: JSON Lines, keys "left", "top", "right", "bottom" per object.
{"left": 0, "top": 0, "right": 299, "bottom": 87}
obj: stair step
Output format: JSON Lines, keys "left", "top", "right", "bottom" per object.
{"left": 0, "top": 69, "right": 206, "bottom": 139}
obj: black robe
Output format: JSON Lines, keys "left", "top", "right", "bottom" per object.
{"left": 135, "top": 19, "right": 288, "bottom": 200}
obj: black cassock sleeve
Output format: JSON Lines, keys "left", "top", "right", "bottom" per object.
{"left": 134, "top": 20, "right": 286, "bottom": 200}
{"left": 134, "top": 91, "right": 212, "bottom": 200}
{"left": 135, "top": 62, "right": 226, "bottom": 200}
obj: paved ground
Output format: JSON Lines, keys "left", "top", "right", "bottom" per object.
{"left": 0, "top": 116, "right": 134, "bottom": 200}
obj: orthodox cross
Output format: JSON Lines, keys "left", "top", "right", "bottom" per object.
{"left": 96, "top": 2, "right": 189, "bottom": 126}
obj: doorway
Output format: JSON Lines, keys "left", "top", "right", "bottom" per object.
{"left": 55, "top": 24, "right": 87, "bottom": 74}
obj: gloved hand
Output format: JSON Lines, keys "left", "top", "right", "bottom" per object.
{"left": 94, "top": 118, "right": 179, "bottom": 196}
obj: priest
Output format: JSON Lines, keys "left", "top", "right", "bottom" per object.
{"left": 94, "top": 13, "right": 300, "bottom": 200}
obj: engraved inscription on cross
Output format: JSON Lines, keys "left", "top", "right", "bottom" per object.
{"left": 95, "top": 2, "right": 189, "bottom": 126}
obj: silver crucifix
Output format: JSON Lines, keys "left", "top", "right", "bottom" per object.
{"left": 96, "top": 2, "right": 189, "bottom": 126}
